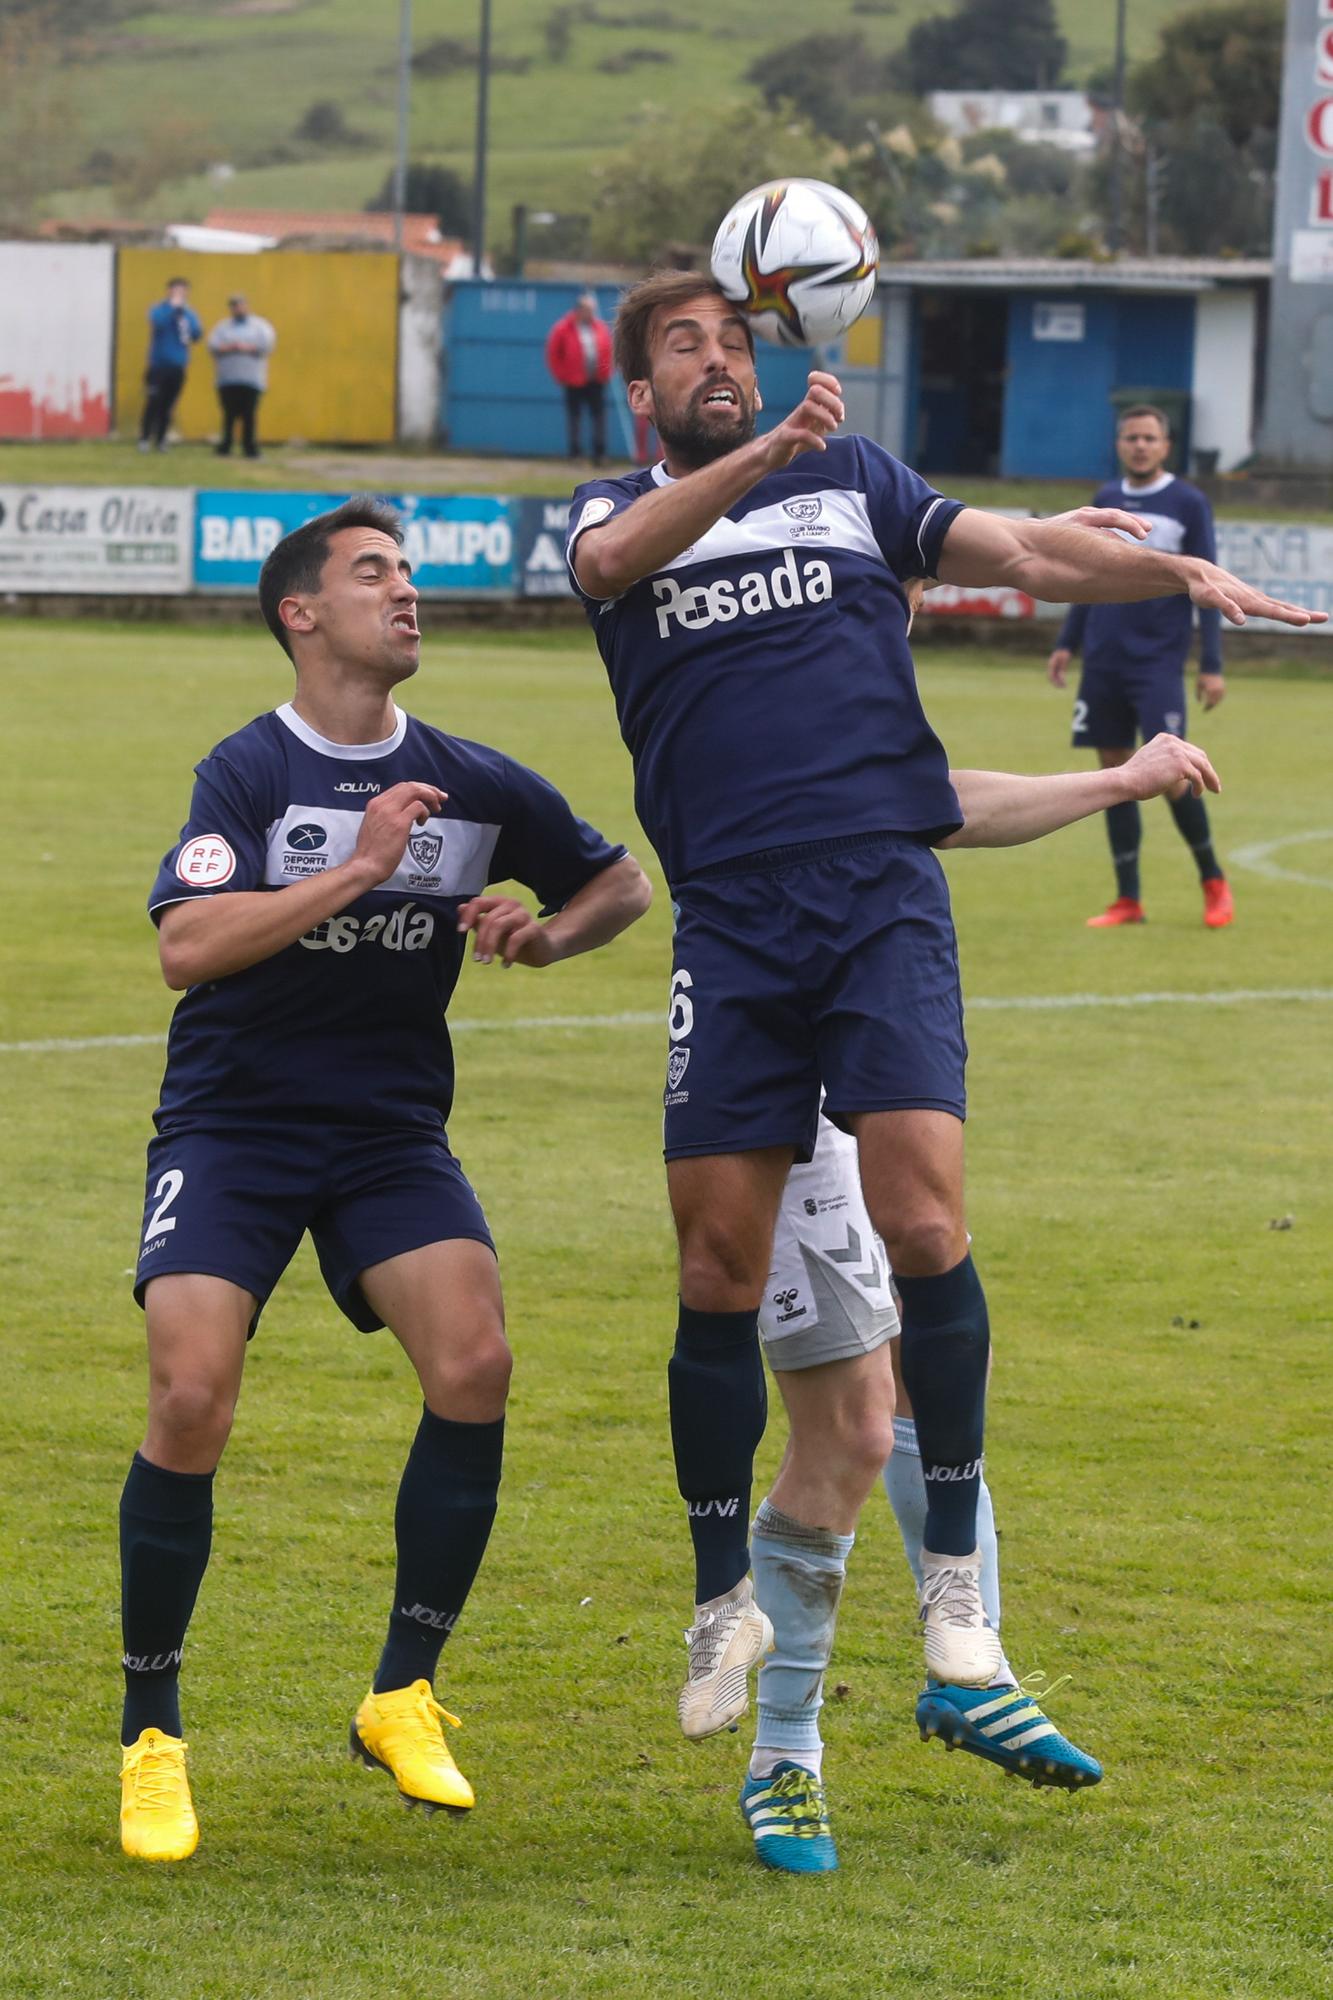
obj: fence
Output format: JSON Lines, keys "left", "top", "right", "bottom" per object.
{"left": 3, "top": 483, "right": 1332, "bottom": 629}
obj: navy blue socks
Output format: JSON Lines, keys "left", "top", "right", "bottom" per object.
{"left": 120, "top": 1451, "right": 214, "bottom": 1745}
{"left": 894, "top": 1255, "right": 990, "bottom": 1557}
{"left": 1168, "top": 788, "right": 1223, "bottom": 881}
{"left": 1105, "top": 799, "right": 1142, "bottom": 902}
{"left": 373, "top": 1409, "right": 504, "bottom": 1694}
{"left": 669, "top": 1302, "right": 767, "bottom": 1602}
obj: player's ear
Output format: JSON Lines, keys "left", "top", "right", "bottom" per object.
{"left": 754, "top": 385, "right": 763, "bottom": 414}
{"left": 279, "top": 594, "right": 315, "bottom": 639}
{"left": 627, "top": 377, "right": 653, "bottom": 419}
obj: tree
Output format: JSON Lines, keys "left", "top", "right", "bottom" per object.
{"left": 899, "top": 0, "right": 1066, "bottom": 96}
{"left": 366, "top": 164, "right": 472, "bottom": 237}
{"left": 1128, "top": 0, "right": 1283, "bottom": 150}
{"left": 585, "top": 102, "right": 834, "bottom": 264}
{"left": 746, "top": 33, "right": 884, "bottom": 144}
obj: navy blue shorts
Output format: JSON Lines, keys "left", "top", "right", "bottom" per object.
{"left": 663, "top": 834, "right": 967, "bottom": 1163}
{"left": 133, "top": 1125, "right": 494, "bottom": 1334}
{"left": 1072, "top": 663, "right": 1187, "bottom": 749}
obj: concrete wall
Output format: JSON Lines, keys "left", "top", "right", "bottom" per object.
{"left": 0, "top": 243, "right": 114, "bottom": 438}
{"left": 114, "top": 248, "right": 399, "bottom": 444}
{"left": 1192, "top": 290, "right": 1259, "bottom": 472}
{"left": 398, "top": 256, "right": 444, "bottom": 444}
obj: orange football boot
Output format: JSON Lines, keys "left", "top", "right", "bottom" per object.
{"left": 1086, "top": 897, "right": 1145, "bottom": 928}
{"left": 1203, "top": 878, "right": 1235, "bottom": 928}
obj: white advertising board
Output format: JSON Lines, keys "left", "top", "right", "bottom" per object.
{"left": 0, "top": 486, "right": 195, "bottom": 594}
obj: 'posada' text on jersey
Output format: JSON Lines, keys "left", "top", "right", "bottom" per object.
{"left": 148, "top": 704, "right": 624, "bottom": 1134}
{"left": 567, "top": 436, "right": 967, "bottom": 886}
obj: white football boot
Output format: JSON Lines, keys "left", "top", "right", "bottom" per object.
{"left": 919, "top": 1548, "right": 1003, "bottom": 1687}
{"left": 678, "top": 1576, "right": 775, "bottom": 1741}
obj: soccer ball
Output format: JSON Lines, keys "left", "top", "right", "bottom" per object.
{"left": 710, "top": 179, "right": 879, "bottom": 349}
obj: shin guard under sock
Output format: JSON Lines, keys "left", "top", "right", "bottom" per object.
{"left": 120, "top": 1452, "right": 214, "bottom": 1745}
{"left": 373, "top": 1409, "right": 504, "bottom": 1694}
{"left": 1105, "top": 799, "right": 1142, "bottom": 902}
{"left": 1168, "top": 787, "right": 1223, "bottom": 882}
{"left": 669, "top": 1303, "right": 767, "bottom": 1603}
{"left": 751, "top": 1500, "right": 853, "bottom": 1774}
{"left": 894, "top": 1256, "right": 990, "bottom": 1558}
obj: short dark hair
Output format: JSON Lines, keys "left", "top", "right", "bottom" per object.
{"left": 258, "top": 496, "right": 404, "bottom": 661}
{"left": 613, "top": 271, "right": 754, "bottom": 383}
{"left": 1117, "top": 403, "right": 1171, "bottom": 437}
{"left": 166, "top": 275, "right": 189, "bottom": 289}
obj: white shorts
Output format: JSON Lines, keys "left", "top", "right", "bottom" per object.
{"left": 759, "top": 1115, "right": 899, "bottom": 1372}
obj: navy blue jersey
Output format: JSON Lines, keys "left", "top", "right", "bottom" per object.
{"left": 148, "top": 703, "right": 624, "bottom": 1134}
{"left": 566, "top": 436, "right": 965, "bottom": 885}
{"left": 1056, "top": 475, "right": 1223, "bottom": 674}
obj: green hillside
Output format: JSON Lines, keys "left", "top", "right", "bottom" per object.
{"left": 26, "top": 0, "right": 1197, "bottom": 237}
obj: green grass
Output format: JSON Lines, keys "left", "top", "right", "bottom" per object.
{"left": 31, "top": 0, "right": 1205, "bottom": 233}
{"left": 2, "top": 626, "right": 1331, "bottom": 1998}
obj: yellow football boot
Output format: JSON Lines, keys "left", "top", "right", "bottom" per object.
{"left": 350, "top": 1680, "right": 474, "bottom": 1815}
{"left": 120, "top": 1728, "right": 199, "bottom": 1861}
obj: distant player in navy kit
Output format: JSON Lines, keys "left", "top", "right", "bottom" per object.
{"left": 117, "top": 496, "right": 650, "bottom": 1862}
{"left": 1048, "top": 404, "right": 1234, "bottom": 929}
{"left": 565, "top": 272, "right": 1320, "bottom": 1872}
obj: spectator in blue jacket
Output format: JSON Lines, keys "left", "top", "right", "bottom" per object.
{"left": 139, "top": 279, "right": 203, "bottom": 453}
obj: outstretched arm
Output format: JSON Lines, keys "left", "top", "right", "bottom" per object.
{"left": 935, "top": 510, "right": 1325, "bottom": 630}
{"left": 939, "top": 735, "right": 1219, "bottom": 850}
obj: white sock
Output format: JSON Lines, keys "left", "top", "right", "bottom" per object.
{"left": 749, "top": 1743, "right": 824, "bottom": 1781}
{"left": 885, "top": 1415, "right": 1014, "bottom": 1684}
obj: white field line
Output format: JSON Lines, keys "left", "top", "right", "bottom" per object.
{"left": 1229, "top": 828, "right": 1333, "bottom": 891}
{"left": 5, "top": 988, "right": 1333, "bottom": 1057}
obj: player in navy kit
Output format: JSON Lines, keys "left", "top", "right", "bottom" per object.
{"left": 1048, "top": 404, "right": 1234, "bottom": 929}
{"left": 565, "top": 272, "right": 1320, "bottom": 1870}
{"left": 117, "top": 497, "right": 650, "bottom": 1862}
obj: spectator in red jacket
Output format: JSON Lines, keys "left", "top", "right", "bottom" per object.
{"left": 545, "top": 293, "right": 613, "bottom": 464}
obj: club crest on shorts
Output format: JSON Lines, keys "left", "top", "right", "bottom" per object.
{"left": 408, "top": 830, "right": 443, "bottom": 872}
{"left": 667, "top": 1047, "right": 691, "bottom": 1090}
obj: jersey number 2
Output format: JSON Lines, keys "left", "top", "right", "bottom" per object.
{"left": 144, "top": 1169, "right": 185, "bottom": 1239}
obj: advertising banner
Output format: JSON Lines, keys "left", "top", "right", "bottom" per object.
{"left": 515, "top": 497, "right": 576, "bottom": 598}
{"left": 0, "top": 485, "right": 193, "bottom": 592}
{"left": 195, "top": 491, "right": 517, "bottom": 594}
{"left": 1214, "top": 519, "right": 1333, "bottom": 631}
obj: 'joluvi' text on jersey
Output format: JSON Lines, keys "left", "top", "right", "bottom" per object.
{"left": 566, "top": 437, "right": 965, "bottom": 884}
{"left": 149, "top": 703, "right": 624, "bottom": 1133}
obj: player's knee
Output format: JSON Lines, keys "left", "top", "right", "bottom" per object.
{"left": 419, "top": 1323, "right": 512, "bottom": 1420}
{"left": 148, "top": 1373, "right": 236, "bottom": 1458}
{"left": 881, "top": 1208, "right": 963, "bottom": 1277}
{"left": 678, "top": 1221, "right": 767, "bottom": 1309}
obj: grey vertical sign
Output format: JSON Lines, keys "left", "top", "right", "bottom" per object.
{"left": 1260, "top": 0, "right": 1333, "bottom": 464}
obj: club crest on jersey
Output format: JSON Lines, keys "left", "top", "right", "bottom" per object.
{"left": 782, "top": 497, "right": 822, "bottom": 523}
{"left": 667, "top": 1047, "right": 691, "bottom": 1090}
{"left": 408, "top": 830, "right": 443, "bottom": 872}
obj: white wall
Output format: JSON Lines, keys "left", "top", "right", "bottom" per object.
{"left": 0, "top": 243, "right": 115, "bottom": 438}
{"left": 397, "top": 255, "right": 444, "bottom": 444}
{"left": 1192, "top": 289, "right": 1258, "bottom": 472}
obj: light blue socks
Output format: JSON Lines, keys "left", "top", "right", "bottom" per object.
{"left": 750, "top": 1498, "right": 854, "bottom": 1779}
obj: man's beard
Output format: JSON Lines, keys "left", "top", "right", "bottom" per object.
{"left": 653, "top": 384, "right": 757, "bottom": 467}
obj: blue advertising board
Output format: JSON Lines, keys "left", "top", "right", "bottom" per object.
{"left": 195, "top": 491, "right": 517, "bottom": 595}
{"left": 515, "top": 496, "right": 577, "bottom": 599}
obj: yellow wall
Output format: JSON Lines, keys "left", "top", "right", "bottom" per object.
{"left": 114, "top": 249, "right": 400, "bottom": 444}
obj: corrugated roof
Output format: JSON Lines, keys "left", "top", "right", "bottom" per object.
{"left": 205, "top": 210, "right": 465, "bottom": 264}
{"left": 881, "top": 257, "right": 1270, "bottom": 290}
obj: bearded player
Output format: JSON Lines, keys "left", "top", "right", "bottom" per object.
{"left": 563, "top": 271, "right": 1319, "bottom": 1870}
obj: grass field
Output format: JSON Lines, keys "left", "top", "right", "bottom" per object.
{"left": 30, "top": 0, "right": 1202, "bottom": 232}
{"left": 3, "top": 624, "right": 1331, "bottom": 1998}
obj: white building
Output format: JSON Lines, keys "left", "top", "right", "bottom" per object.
{"left": 928, "top": 91, "right": 1096, "bottom": 155}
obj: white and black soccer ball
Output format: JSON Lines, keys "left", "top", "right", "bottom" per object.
{"left": 710, "top": 179, "right": 879, "bottom": 348}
